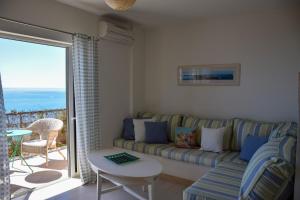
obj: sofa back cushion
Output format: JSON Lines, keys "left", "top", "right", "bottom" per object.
{"left": 231, "top": 118, "right": 296, "bottom": 151}
{"left": 152, "top": 114, "right": 182, "bottom": 142}
{"left": 239, "top": 137, "right": 295, "bottom": 199}
{"left": 136, "top": 111, "right": 156, "bottom": 119}
{"left": 182, "top": 116, "right": 233, "bottom": 149}
{"left": 136, "top": 112, "right": 183, "bottom": 142}
{"left": 239, "top": 135, "right": 268, "bottom": 161}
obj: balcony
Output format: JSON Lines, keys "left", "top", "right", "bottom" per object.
{"left": 6, "top": 109, "right": 69, "bottom": 198}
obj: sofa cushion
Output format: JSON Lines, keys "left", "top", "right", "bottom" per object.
{"left": 240, "top": 135, "right": 268, "bottom": 161}
{"left": 145, "top": 121, "right": 168, "bottom": 144}
{"left": 113, "top": 138, "right": 172, "bottom": 156}
{"left": 122, "top": 118, "right": 135, "bottom": 140}
{"left": 231, "top": 118, "right": 296, "bottom": 151}
{"left": 201, "top": 127, "right": 226, "bottom": 153}
{"left": 136, "top": 111, "right": 156, "bottom": 118}
{"left": 175, "top": 127, "right": 198, "bottom": 148}
{"left": 182, "top": 116, "right": 233, "bottom": 149}
{"left": 242, "top": 160, "right": 294, "bottom": 200}
{"left": 133, "top": 118, "right": 154, "bottom": 142}
{"left": 161, "top": 146, "right": 230, "bottom": 167}
{"left": 239, "top": 137, "right": 295, "bottom": 199}
{"left": 183, "top": 161, "right": 247, "bottom": 200}
{"left": 136, "top": 112, "right": 183, "bottom": 142}
{"left": 222, "top": 152, "right": 248, "bottom": 165}
{"left": 152, "top": 114, "right": 182, "bottom": 142}
{"left": 269, "top": 121, "right": 297, "bottom": 139}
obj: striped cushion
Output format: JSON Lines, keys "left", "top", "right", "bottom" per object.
{"left": 161, "top": 146, "right": 230, "bottom": 167}
{"left": 222, "top": 152, "right": 248, "bottom": 165}
{"left": 244, "top": 160, "right": 294, "bottom": 200}
{"left": 135, "top": 111, "right": 156, "bottom": 118}
{"left": 239, "top": 137, "right": 294, "bottom": 199}
{"left": 182, "top": 116, "right": 233, "bottom": 149}
{"left": 231, "top": 118, "right": 296, "bottom": 151}
{"left": 183, "top": 161, "right": 247, "bottom": 200}
{"left": 136, "top": 112, "right": 183, "bottom": 142}
{"left": 113, "top": 138, "right": 172, "bottom": 156}
{"left": 269, "top": 121, "right": 298, "bottom": 139}
{"left": 277, "top": 136, "right": 297, "bottom": 164}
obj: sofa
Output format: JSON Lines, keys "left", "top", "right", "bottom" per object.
{"left": 113, "top": 112, "right": 298, "bottom": 200}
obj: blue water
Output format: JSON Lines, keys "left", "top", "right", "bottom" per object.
{"left": 3, "top": 88, "right": 66, "bottom": 113}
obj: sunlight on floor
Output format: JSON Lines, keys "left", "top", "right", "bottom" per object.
{"left": 10, "top": 147, "right": 68, "bottom": 199}
{"left": 25, "top": 178, "right": 83, "bottom": 200}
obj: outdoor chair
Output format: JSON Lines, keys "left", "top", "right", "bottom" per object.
{"left": 21, "top": 118, "right": 65, "bottom": 167}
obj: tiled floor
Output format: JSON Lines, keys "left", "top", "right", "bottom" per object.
{"left": 16, "top": 176, "right": 191, "bottom": 200}
{"left": 10, "top": 147, "right": 68, "bottom": 199}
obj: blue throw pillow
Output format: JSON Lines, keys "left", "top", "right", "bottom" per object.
{"left": 122, "top": 118, "right": 135, "bottom": 140}
{"left": 240, "top": 135, "right": 268, "bottom": 161}
{"left": 145, "top": 121, "right": 168, "bottom": 144}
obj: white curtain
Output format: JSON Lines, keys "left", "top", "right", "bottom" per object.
{"left": 0, "top": 75, "right": 10, "bottom": 200}
{"left": 72, "top": 34, "right": 101, "bottom": 184}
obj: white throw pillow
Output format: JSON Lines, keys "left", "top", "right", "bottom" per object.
{"left": 133, "top": 118, "right": 154, "bottom": 142}
{"left": 200, "top": 127, "right": 225, "bottom": 153}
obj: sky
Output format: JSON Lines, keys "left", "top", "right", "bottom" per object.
{"left": 0, "top": 38, "right": 66, "bottom": 89}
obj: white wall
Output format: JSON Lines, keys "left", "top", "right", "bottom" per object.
{"left": 0, "top": 0, "right": 98, "bottom": 37}
{"left": 131, "top": 25, "right": 146, "bottom": 114}
{"left": 99, "top": 39, "right": 132, "bottom": 148}
{"left": 144, "top": 10, "right": 300, "bottom": 122}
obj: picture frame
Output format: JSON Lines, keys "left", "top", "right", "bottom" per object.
{"left": 178, "top": 63, "right": 241, "bottom": 86}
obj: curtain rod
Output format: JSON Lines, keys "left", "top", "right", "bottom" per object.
{"left": 0, "top": 16, "right": 75, "bottom": 36}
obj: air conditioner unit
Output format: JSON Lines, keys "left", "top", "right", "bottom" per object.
{"left": 98, "top": 21, "right": 134, "bottom": 45}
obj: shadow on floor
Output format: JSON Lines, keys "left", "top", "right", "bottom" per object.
{"left": 25, "top": 170, "right": 62, "bottom": 184}
{"left": 35, "top": 159, "right": 68, "bottom": 170}
{"left": 10, "top": 184, "right": 33, "bottom": 200}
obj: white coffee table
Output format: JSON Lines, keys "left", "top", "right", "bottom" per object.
{"left": 88, "top": 149, "right": 162, "bottom": 200}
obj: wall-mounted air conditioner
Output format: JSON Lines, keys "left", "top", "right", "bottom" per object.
{"left": 98, "top": 21, "right": 134, "bottom": 45}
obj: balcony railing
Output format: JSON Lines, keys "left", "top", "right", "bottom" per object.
{"left": 6, "top": 109, "right": 67, "bottom": 145}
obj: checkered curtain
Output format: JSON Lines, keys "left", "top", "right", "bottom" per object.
{"left": 0, "top": 75, "right": 10, "bottom": 200}
{"left": 72, "top": 34, "right": 101, "bottom": 184}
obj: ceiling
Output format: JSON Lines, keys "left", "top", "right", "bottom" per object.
{"left": 57, "top": 0, "right": 300, "bottom": 27}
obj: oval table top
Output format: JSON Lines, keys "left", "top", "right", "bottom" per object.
{"left": 88, "top": 149, "right": 162, "bottom": 179}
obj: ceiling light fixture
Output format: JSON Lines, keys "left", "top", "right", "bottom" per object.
{"left": 104, "top": 0, "right": 136, "bottom": 11}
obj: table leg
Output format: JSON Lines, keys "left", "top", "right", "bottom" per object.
{"left": 148, "top": 184, "right": 153, "bottom": 200}
{"left": 9, "top": 136, "right": 33, "bottom": 173}
{"left": 97, "top": 170, "right": 103, "bottom": 200}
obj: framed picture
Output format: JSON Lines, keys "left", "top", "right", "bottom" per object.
{"left": 178, "top": 63, "right": 241, "bottom": 86}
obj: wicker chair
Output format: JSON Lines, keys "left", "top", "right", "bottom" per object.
{"left": 21, "top": 118, "right": 65, "bottom": 167}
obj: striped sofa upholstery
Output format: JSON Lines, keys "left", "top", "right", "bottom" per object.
{"left": 114, "top": 138, "right": 172, "bottom": 156}
{"left": 183, "top": 161, "right": 247, "bottom": 200}
{"left": 240, "top": 136, "right": 295, "bottom": 200}
{"left": 136, "top": 112, "right": 183, "bottom": 142}
{"left": 231, "top": 118, "right": 297, "bottom": 151}
{"left": 114, "top": 113, "right": 297, "bottom": 200}
{"left": 182, "top": 116, "right": 233, "bottom": 148}
{"left": 160, "top": 146, "right": 231, "bottom": 167}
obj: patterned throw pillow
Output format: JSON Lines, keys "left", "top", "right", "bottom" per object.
{"left": 175, "top": 127, "right": 198, "bottom": 148}
{"left": 182, "top": 116, "right": 233, "bottom": 149}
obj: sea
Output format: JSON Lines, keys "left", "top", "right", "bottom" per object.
{"left": 3, "top": 88, "right": 66, "bottom": 113}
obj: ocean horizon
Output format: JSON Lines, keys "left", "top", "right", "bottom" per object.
{"left": 3, "top": 88, "right": 66, "bottom": 113}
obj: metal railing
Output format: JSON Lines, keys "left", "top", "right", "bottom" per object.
{"left": 6, "top": 109, "right": 67, "bottom": 144}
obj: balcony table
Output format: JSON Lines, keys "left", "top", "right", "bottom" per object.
{"left": 6, "top": 129, "right": 33, "bottom": 173}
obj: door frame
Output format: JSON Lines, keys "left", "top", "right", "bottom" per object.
{"left": 0, "top": 30, "right": 78, "bottom": 177}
